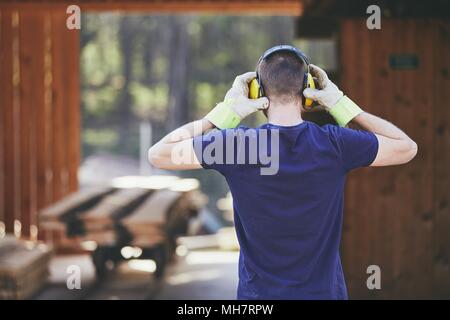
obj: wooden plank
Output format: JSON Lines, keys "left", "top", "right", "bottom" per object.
{"left": 131, "top": 234, "right": 166, "bottom": 248}
{"left": 50, "top": 10, "right": 67, "bottom": 201}
{"left": 11, "top": 10, "right": 21, "bottom": 236}
{"left": 64, "top": 19, "right": 80, "bottom": 193}
{"left": 81, "top": 230, "right": 118, "bottom": 246}
{"left": 0, "top": 10, "right": 5, "bottom": 234}
{"left": 18, "top": 10, "right": 39, "bottom": 238}
{"left": 1, "top": 9, "right": 17, "bottom": 234}
{"left": 39, "top": 186, "right": 114, "bottom": 223}
{"left": 432, "top": 20, "right": 450, "bottom": 298}
{"left": 0, "top": 236, "right": 51, "bottom": 299}
{"left": 36, "top": 13, "right": 53, "bottom": 217}
{"left": 121, "top": 180, "right": 203, "bottom": 238}
{"left": 54, "top": 7, "right": 80, "bottom": 197}
{"left": 81, "top": 188, "right": 151, "bottom": 230}
{"left": 0, "top": 243, "right": 51, "bottom": 278}
{"left": 122, "top": 189, "right": 181, "bottom": 228}
{"left": 27, "top": 12, "right": 45, "bottom": 239}
{"left": 18, "top": 9, "right": 30, "bottom": 237}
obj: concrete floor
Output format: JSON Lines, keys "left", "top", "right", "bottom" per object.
{"left": 157, "top": 250, "right": 238, "bottom": 299}
{"left": 33, "top": 250, "right": 238, "bottom": 300}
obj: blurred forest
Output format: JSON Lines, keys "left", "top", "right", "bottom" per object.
{"left": 80, "top": 14, "right": 295, "bottom": 158}
{"left": 80, "top": 14, "right": 296, "bottom": 213}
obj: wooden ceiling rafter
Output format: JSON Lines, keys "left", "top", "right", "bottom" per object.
{"left": 0, "top": 0, "right": 303, "bottom": 16}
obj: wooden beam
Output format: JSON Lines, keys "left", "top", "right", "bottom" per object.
{"left": 17, "top": 11, "right": 46, "bottom": 239}
{"left": 18, "top": 10, "right": 33, "bottom": 237}
{"left": 61, "top": 12, "right": 80, "bottom": 194}
{"left": 0, "top": 10, "right": 5, "bottom": 234}
{"left": 36, "top": 13, "right": 53, "bottom": 216}
{"left": 0, "top": 1, "right": 303, "bottom": 15}
{"left": 50, "top": 9, "right": 66, "bottom": 202}
{"left": 1, "top": 9, "right": 20, "bottom": 234}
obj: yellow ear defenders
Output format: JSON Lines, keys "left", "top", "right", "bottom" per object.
{"left": 249, "top": 45, "right": 316, "bottom": 108}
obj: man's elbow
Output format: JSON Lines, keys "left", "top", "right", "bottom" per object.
{"left": 148, "top": 146, "right": 166, "bottom": 169}
{"left": 404, "top": 139, "right": 418, "bottom": 163}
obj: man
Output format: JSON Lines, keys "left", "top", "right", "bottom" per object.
{"left": 148, "top": 46, "right": 417, "bottom": 299}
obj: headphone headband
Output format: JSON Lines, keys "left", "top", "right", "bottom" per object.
{"left": 260, "top": 45, "right": 309, "bottom": 66}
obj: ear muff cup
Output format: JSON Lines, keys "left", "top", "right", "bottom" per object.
{"left": 250, "top": 45, "right": 315, "bottom": 108}
{"left": 249, "top": 78, "right": 261, "bottom": 99}
{"left": 303, "top": 72, "right": 316, "bottom": 108}
{"left": 249, "top": 72, "right": 316, "bottom": 107}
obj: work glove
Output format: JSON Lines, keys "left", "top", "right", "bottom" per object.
{"left": 303, "top": 64, "right": 363, "bottom": 127}
{"left": 205, "top": 72, "right": 269, "bottom": 129}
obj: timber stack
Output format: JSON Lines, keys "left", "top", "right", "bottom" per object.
{"left": 38, "top": 175, "right": 206, "bottom": 253}
{"left": 0, "top": 236, "right": 52, "bottom": 299}
{"left": 121, "top": 178, "right": 206, "bottom": 250}
{"left": 80, "top": 187, "right": 151, "bottom": 246}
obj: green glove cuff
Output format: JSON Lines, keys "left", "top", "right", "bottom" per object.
{"left": 205, "top": 100, "right": 241, "bottom": 129}
{"left": 329, "top": 95, "right": 363, "bottom": 127}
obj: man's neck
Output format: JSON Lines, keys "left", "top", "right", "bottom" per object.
{"left": 266, "top": 99, "right": 304, "bottom": 126}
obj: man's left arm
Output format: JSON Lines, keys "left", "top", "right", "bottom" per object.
{"left": 148, "top": 118, "right": 213, "bottom": 170}
{"left": 148, "top": 71, "right": 268, "bottom": 171}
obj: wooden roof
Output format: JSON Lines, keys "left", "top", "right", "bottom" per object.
{"left": 0, "top": 0, "right": 303, "bottom": 15}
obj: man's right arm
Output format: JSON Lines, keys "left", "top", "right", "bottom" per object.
{"left": 351, "top": 112, "right": 417, "bottom": 166}
{"left": 303, "top": 64, "right": 418, "bottom": 167}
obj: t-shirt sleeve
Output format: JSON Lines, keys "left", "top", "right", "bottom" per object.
{"left": 329, "top": 125, "right": 379, "bottom": 171}
{"left": 192, "top": 128, "right": 235, "bottom": 176}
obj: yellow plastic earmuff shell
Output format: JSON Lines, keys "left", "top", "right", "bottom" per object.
{"left": 304, "top": 73, "right": 316, "bottom": 108}
{"left": 249, "top": 72, "right": 316, "bottom": 107}
{"left": 249, "top": 78, "right": 261, "bottom": 99}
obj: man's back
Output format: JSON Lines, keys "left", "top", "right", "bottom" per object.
{"left": 149, "top": 61, "right": 417, "bottom": 300}
{"left": 194, "top": 121, "right": 378, "bottom": 299}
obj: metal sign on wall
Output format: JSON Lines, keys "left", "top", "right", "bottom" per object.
{"left": 389, "top": 54, "right": 419, "bottom": 70}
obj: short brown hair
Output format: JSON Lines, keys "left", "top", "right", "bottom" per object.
{"left": 257, "top": 51, "right": 306, "bottom": 100}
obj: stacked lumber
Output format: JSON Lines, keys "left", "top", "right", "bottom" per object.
{"left": 122, "top": 189, "right": 181, "bottom": 247}
{"left": 0, "top": 236, "right": 52, "bottom": 300}
{"left": 37, "top": 175, "right": 207, "bottom": 256}
{"left": 39, "top": 186, "right": 114, "bottom": 236}
{"left": 81, "top": 188, "right": 152, "bottom": 246}
{"left": 121, "top": 178, "right": 206, "bottom": 248}
{"left": 38, "top": 187, "right": 114, "bottom": 251}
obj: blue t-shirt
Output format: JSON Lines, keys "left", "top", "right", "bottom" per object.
{"left": 193, "top": 121, "right": 378, "bottom": 300}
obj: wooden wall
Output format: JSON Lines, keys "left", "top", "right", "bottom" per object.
{"left": 340, "top": 19, "right": 450, "bottom": 299}
{"left": 0, "top": 6, "right": 80, "bottom": 240}
{"left": 0, "top": 2, "right": 448, "bottom": 300}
